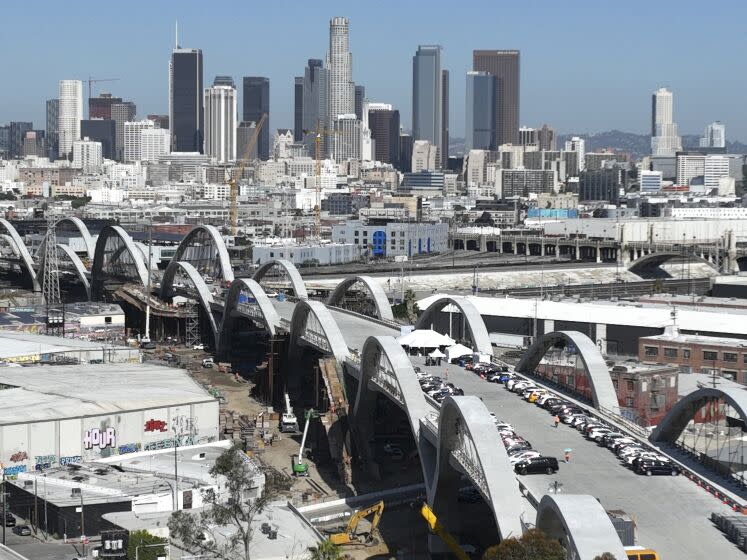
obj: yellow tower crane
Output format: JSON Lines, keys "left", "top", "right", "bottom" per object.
{"left": 228, "top": 114, "right": 266, "bottom": 235}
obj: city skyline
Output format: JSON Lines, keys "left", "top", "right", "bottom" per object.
{"left": 2, "top": 1, "right": 746, "bottom": 140}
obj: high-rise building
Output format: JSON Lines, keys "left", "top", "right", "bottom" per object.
{"left": 676, "top": 153, "right": 706, "bottom": 186}
{"left": 21, "top": 130, "right": 45, "bottom": 158}
{"left": 579, "top": 168, "right": 622, "bottom": 204}
{"left": 169, "top": 47, "right": 204, "bottom": 153}
{"left": 564, "top": 136, "right": 586, "bottom": 172}
{"left": 519, "top": 127, "right": 538, "bottom": 147}
{"left": 72, "top": 138, "right": 103, "bottom": 173}
{"left": 354, "top": 85, "right": 365, "bottom": 120}
{"left": 650, "top": 87, "right": 681, "bottom": 157}
{"left": 441, "top": 69, "right": 449, "bottom": 168}
{"left": 412, "top": 140, "right": 437, "bottom": 172}
{"left": 213, "top": 76, "right": 235, "bottom": 87}
{"left": 140, "top": 128, "right": 170, "bottom": 162}
{"left": 89, "top": 93, "right": 122, "bottom": 119}
{"left": 640, "top": 170, "right": 663, "bottom": 192}
{"left": 538, "top": 124, "right": 556, "bottom": 151}
{"left": 111, "top": 102, "right": 136, "bottom": 161}
{"left": 700, "top": 121, "right": 726, "bottom": 149}
{"left": 237, "top": 121, "right": 259, "bottom": 161}
{"left": 704, "top": 155, "right": 730, "bottom": 191}
{"left": 326, "top": 17, "right": 354, "bottom": 126}
{"left": 147, "top": 114, "right": 169, "bottom": 130}
{"left": 465, "top": 71, "right": 496, "bottom": 151}
{"left": 302, "top": 59, "right": 329, "bottom": 155}
{"left": 0, "top": 126, "right": 9, "bottom": 158}
{"left": 46, "top": 99, "right": 59, "bottom": 159}
{"left": 399, "top": 133, "right": 414, "bottom": 173}
{"left": 333, "top": 114, "right": 361, "bottom": 161}
{"left": 242, "top": 77, "right": 270, "bottom": 160}
{"left": 473, "top": 50, "right": 520, "bottom": 145}
{"left": 412, "top": 45, "right": 443, "bottom": 165}
{"left": 367, "top": 104, "right": 400, "bottom": 165}
{"left": 9, "top": 122, "right": 32, "bottom": 158}
{"left": 124, "top": 120, "right": 156, "bottom": 163}
{"left": 58, "top": 79, "right": 83, "bottom": 159}
{"left": 80, "top": 119, "right": 116, "bottom": 160}
{"left": 294, "top": 77, "right": 304, "bottom": 141}
{"left": 204, "top": 84, "right": 237, "bottom": 163}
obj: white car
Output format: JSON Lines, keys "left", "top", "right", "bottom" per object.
{"left": 193, "top": 343, "right": 204, "bottom": 350}
{"left": 537, "top": 394, "right": 557, "bottom": 406}
{"left": 587, "top": 427, "right": 612, "bottom": 440}
{"left": 506, "top": 379, "right": 520, "bottom": 390}
{"left": 509, "top": 451, "right": 541, "bottom": 465}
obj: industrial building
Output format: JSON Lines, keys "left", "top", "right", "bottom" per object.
{"left": 0, "top": 330, "right": 137, "bottom": 363}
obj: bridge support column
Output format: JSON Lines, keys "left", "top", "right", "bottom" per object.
{"left": 727, "top": 229, "right": 738, "bottom": 273}
{"left": 512, "top": 242, "right": 517, "bottom": 254}
{"left": 526, "top": 242, "right": 531, "bottom": 256}
{"left": 596, "top": 323, "right": 607, "bottom": 355}
{"left": 555, "top": 243, "right": 560, "bottom": 257}
{"left": 541, "top": 243, "right": 546, "bottom": 256}
{"left": 574, "top": 243, "right": 580, "bottom": 261}
{"left": 479, "top": 235, "right": 487, "bottom": 252}
{"left": 498, "top": 239, "right": 504, "bottom": 254}
{"left": 596, "top": 246, "right": 602, "bottom": 263}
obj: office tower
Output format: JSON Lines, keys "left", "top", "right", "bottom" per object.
{"left": 169, "top": 46, "right": 204, "bottom": 152}
{"left": 9, "top": 122, "right": 32, "bottom": 158}
{"left": 355, "top": 85, "right": 365, "bottom": 120}
{"left": 147, "top": 114, "right": 169, "bottom": 129}
{"left": 564, "top": 136, "right": 586, "bottom": 172}
{"left": 412, "top": 140, "right": 437, "bottom": 172}
{"left": 676, "top": 153, "right": 706, "bottom": 186}
{"left": 0, "top": 126, "right": 8, "bottom": 157}
{"left": 473, "top": 50, "right": 520, "bottom": 145}
{"left": 579, "top": 168, "right": 622, "bottom": 203}
{"left": 412, "top": 45, "right": 443, "bottom": 164}
{"left": 140, "top": 128, "right": 170, "bottom": 162}
{"left": 21, "top": 130, "right": 45, "bottom": 157}
{"left": 72, "top": 138, "right": 103, "bottom": 172}
{"left": 333, "top": 114, "right": 361, "bottom": 161}
{"left": 45, "top": 100, "right": 59, "bottom": 159}
{"left": 700, "top": 121, "right": 726, "bottom": 148}
{"left": 650, "top": 87, "right": 681, "bottom": 156}
{"left": 519, "top": 127, "right": 538, "bottom": 146}
{"left": 399, "top": 133, "right": 414, "bottom": 172}
{"left": 704, "top": 155, "right": 730, "bottom": 191}
{"left": 302, "top": 59, "right": 329, "bottom": 154}
{"left": 89, "top": 93, "right": 122, "bottom": 119}
{"left": 237, "top": 121, "right": 259, "bottom": 161}
{"left": 294, "top": 77, "right": 304, "bottom": 141}
{"left": 80, "top": 119, "right": 116, "bottom": 160}
{"left": 58, "top": 79, "right": 83, "bottom": 159}
{"left": 124, "top": 120, "right": 157, "bottom": 163}
{"left": 213, "top": 76, "right": 235, "bottom": 87}
{"left": 441, "top": 69, "right": 449, "bottom": 168}
{"left": 111, "top": 102, "right": 136, "bottom": 161}
{"left": 640, "top": 170, "right": 663, "bottom": 192}
{"left": 367, "top": 104, "right": 400, "bottom": 165}
{"left": 538, "top": 124, "right": 556, "bottom": 151}
{"left": 204, "top": 84, "right": 237, "bottom": 163}
{"left": 326, "top": 17, "right": 355, "bottom": 126}
{"left": 242, "top": 77, "right": 270, "bottom": 160}
{"left": 465, "top": 71, "right": 496, "bottom": 151}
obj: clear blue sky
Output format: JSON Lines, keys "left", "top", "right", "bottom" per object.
{"left": 3, "top": 0, "right": 746, "bottom": 140}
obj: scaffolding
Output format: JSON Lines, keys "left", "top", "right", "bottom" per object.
{"left": 43, "top": 216, "right": 64, "bottom": 336}
{"left": 185, "top": 303, "right": 200, "bottom": 348}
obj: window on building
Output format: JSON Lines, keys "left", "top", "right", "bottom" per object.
{"left": 724, "top": 352, "right": 738, "bottom": 363}
{"left": 644, "top": 346, "right": 659, "bottom": 357}
{"left": 683, "top": 349, "right": 691, "bottom": 359}
{"left": 744, "top": 354, "right": 747, "bottom": 364}
{"left": 354, "top": 230, "right": 359, "bottom": 236}
{"left": 703, "top": 350, "right": 718, "bottom": 361}
{"left": 664, "top": 348, "right": 678, "bottom": 359}
{"left": 626, "top": 380, "right": 635, "bottom": 391}
{"left": 625, "top": 397, "right": 634, "bottom": 407}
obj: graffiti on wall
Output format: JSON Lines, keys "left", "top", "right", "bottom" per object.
{"left": 3, "top": 465, "right": 26, "bottom": 477}
{"left": 145, "top": 419, "right": 167, "bottom": 433}
{"left": 34, "top": 455, "right": 57, "bottom": 471}
{"left": 117, "top": 443, "right": 141, "bottom": 455}
{"left": 172, "top": 415, "right": 197, "bottom": 437}
{"left": 9, "top": 451, "right": 27, "bottom": 463}
{"left": 60, "top": 456, "right": 82, "bottom": 466}
{"left": 84, "top": 427, "right": 116, "bottom": 450}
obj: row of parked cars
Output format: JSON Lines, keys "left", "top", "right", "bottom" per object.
{"left": 415, "top": 369, "right": 464, "bottom": 403}
{"left": 502, "top": 375, "right": 680, "bottom": 477}
{"left": 488, "top": 411, "right": 560, "bottom": 475}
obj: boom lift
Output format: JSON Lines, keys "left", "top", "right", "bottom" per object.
{"left": 328, "top": 500, "right": 384, "bottom": 546}
{"left": 418, "top": 502, "right": 470, "bottom": 560}
{"left": 280, "top": 393, "right": 298, "bottom": 433}
{"left": 293, "top": 409, "right": 318, "bottom": 475}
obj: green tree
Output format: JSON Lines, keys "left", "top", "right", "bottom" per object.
{"left": 482, "top": 529, "right": 565, "bottom": 560}
{"left": 168, "top": 444, "right": 276, "bottom": 560}
{"left": 308, "top": 539, "right": 343, "bottom": 560}
{"left": 127, "top": 530, "right": 167, "bottom": 560}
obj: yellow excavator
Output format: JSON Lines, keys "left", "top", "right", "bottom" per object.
{"left": 328, "top": 500, "right": 384, "bottom": 546}
{"left": 419, "top": 502, "right": 471, "bottom": 560}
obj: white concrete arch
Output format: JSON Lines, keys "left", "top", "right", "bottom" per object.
{"left": 170, "top": 225, "right": 234, "bottom": 284}
{"left": 415, "top": 296, "right": 493, "bottom": 356}
{"left": 91, "top": 225, "right": 149, "bottom": 299}
{"left": 252, "top": 259, "right": 308, "bottom": 300}
{"left": 628, "top": 251, "right": 719, "bottom": 276}
{"left": 53, "top": 243, "right": 91, "bottom": 300}
{"left": 287, "top": 299, "right": 348, "bottom": 365}
{"left": 326, "top": 275, "right": 394, "bottom": 321}
{"left": 217, "top": 278, "right": 281, "bottom": 356}
{"left": 0, "top": 218, "right": 39, "bottom": 291}
{"left": 160, "top": 260, "right": 218, "bottom": 338}
{"left": 52, "top": 217, "right": 95, "bottom": 259}
{"left": 516, "top": 330, "right": 620, "bottom": 414}
{"left": 536, "top": 494, "right": 627, "bottom": 559}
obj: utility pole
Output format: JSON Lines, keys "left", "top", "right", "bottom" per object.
{"left": 144, "top": 220, "right": 153, "bottom": 344}
{"left": 173, "top": 426, "right": 179, "bottom": 510}
{"left": 80, "top": 490, "right": 85, "bottom": 557}
{"left": 1, "top": 466, "right": 6, "bottom": 545}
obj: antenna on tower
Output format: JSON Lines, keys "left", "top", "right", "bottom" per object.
{"left": 175, "top": 20, "right": 179, "bottom": 49}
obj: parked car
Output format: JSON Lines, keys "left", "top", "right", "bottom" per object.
{"left": 514, "top": 456, "right": 560, "bottom": 475}
{"left": 509, "top": 450, "right": 541, "bottom": 465}
{"left": 193, "top": 343, "right": 204, "bottom": 350}
{"left": 636, "top": 459, "right": 680, "bottom": 476}
{"left": 4, "top": 513, "right": 14, "bottom": 527}
{"left": 12, "top": 525, "right": 31, "bottom": 536}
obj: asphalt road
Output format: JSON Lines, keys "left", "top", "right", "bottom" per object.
{"left": 434, "top": 361, "right": 744, "bottom": 559}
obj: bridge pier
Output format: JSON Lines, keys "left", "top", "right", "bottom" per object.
{"left": 541, "top": 243, "right": 546, "bottom": 257}
{"left": 479, "top": 235, "right": 487, "bottom": 252}
{"left": 574, "top": 243, "right": 580, "bottom": 261}
{"left": 596, "top": 246, "right": 602, "bottom": 263}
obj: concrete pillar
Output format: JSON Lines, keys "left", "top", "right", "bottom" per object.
{"left": 479, "top": 235, "right": 487, "bottom": 252}
{"left": 498, "top": 238, "right": 504, "bottom": 253}
{"left": 727, "top": 229, "right": 738, "bottom": 273}
{"left": 526, "top": 242, "right": 531, "bottom": 256}
{"left": 556, "top": 243, "right": 560, "bottom": 257}
{"left": 541, "top": 243, "right": 546, "bottom": 257}
{"left": 512, "top": 242, "right": 517, "bottom": 254}
{"left": 596, "top": 246, "right": 602, "bottom": 263}
{"left": 574, "top": 242, "right": 580, "bottom": 261}
{"left": 596, "top": 323, "right": 608, "bottom": 355}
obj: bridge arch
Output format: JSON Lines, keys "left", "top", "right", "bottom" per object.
{"left": 288, "top": 299, "right": 348, "bottom": 365}
{"left": 650, "top": 387, "right": 747, "bottom": 444}
{"left": 415, "top": 296, "right": 492, "bottom": 355}
{"left": 536, "top": 494, "right": 628, "bottom": 559}
{"left": 159, "top": 260, "right": 218, "bottom": 338}
{"left": 628, "top": 251, "right": 719, "bottom": 276}
{"left": 54, "top": 217, "right": 95, "bottom": 259}
{"left": 0, "top": 218, "right": 39, "bottom": 291}
{"left": 429, "top": 395, "right": 525, "bottom": 541}
{"left": 91, "top": 225, "right": 150, "bottom": 299}
{"left": 516, "top": 331, "right": 620, "bottom": 414}
{"left": 252, "top": 259, "right": 308, "bottom": 300}
{"left": 52, "top": 244, "right": 91, "bottom": 300}
{"left": 326, "top": 275, "right": 393, "bottom": 321}
{"left": 217, "top": 278, "right": 281, "bottom": 356}
{"left": 170, "top": 225, "right": 234, "bottom": 284}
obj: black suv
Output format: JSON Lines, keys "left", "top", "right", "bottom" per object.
{"left": 636, "top": 459, "right": 679, "bottom": 476}
{"left": 514, "top": 456, "right": 559, "bottom": 475}
{"left": 4, "top": 513, "right": 14, "bottom": 527}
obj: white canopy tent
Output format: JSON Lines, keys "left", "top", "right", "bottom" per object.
{"left": 445, "top": 343, "right": 474, "bottom": 362}
{"left": 396, "top": 329, "right": 455, "bottom": 349}
{"left": 428, "top": 348, "right": 446, "bottom": 358}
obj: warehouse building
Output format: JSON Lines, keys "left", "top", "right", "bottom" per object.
{"left": 0, "top": 330, "right": 138, "bottom": 364}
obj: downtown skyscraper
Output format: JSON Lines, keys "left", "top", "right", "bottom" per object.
{"left": 326, "top": 17, "right": 354, "bottom": 126}
{"left": 302, "top": 59, "right": 329, "bottom": 156}
{"left": 465, "top": 71, "right": 496, "bottom": 151}
{"left": 473, "top": 50, "right": 520, "bottom": 145}
{"left": 205, "top": 81, "right": 237, "bottom": 163}
{"left": 412, "top": 45, "right": 443, "bottom": 166}
{"left": 58, "top": 79, "right": 83, "bottom": 159}
{"left": 169, "top": 44, "right": 204, "bottom": 153}
{"left": 650, "top": 87, "right": 682, "bottom": 157}
{"left": 242, "top": 77, "right": 270, "bottom": 160}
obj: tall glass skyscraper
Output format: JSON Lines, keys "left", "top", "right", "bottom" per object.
{"left": 473, "top": 50, "right": 520, "bottom": 145}
{"left": 412, "top": 45, "right": 443, "bottom": 163}
{"left": 465, "top": 71, "right": 496, "bottom": 151}
{"left": 326, "top": 17, "right": 354, "bottom": 127}
{"left": 58, "top": 79, "right": 83, "bottom": 159}
{"left": 242, "top": 77, "right": 270, "bottom": 160}
{"left": 169, "top": 48, "right": 204, "bottom": 153}
{"left": 302, "top": 59, "right": 329, "bottom": 155}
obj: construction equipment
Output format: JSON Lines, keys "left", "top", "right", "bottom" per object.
{"left": 418, "top": 502, "right": 470, "bottom": 560}
{"left": 228, "top": 113, "right": 266, "bottom": 235}
{"left": 328, "top": 501, "right": 384, "bottom": 546}
{"left": 293, "top": 409, "right": 318, "bottom": 476}
{"left": 85, "top": 77, "right": 120, "bottom": 102}
{"left": 302, "top": 120, "right": 341, "bottom": 238}
{"left": 280, "top": 393, "right": 299, "bottom": 433}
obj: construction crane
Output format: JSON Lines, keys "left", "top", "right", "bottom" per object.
{"left": 302, "top": 120, "right": 341, "bottom": 238}
{"left": 85, "top": 77, "right": 120, "bottom": 101}
{"left": 418, "top": 502, "right": 470, "bottom": 560}
{"left": 228, "top": 113, "right": 266, "bottom": 235}
{"left": 328, "top": 501, "right": 384, "bottom": 546}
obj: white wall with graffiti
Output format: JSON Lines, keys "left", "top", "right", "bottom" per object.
{"left": 0, "top": 400, "right": 219, "bottom": 477}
